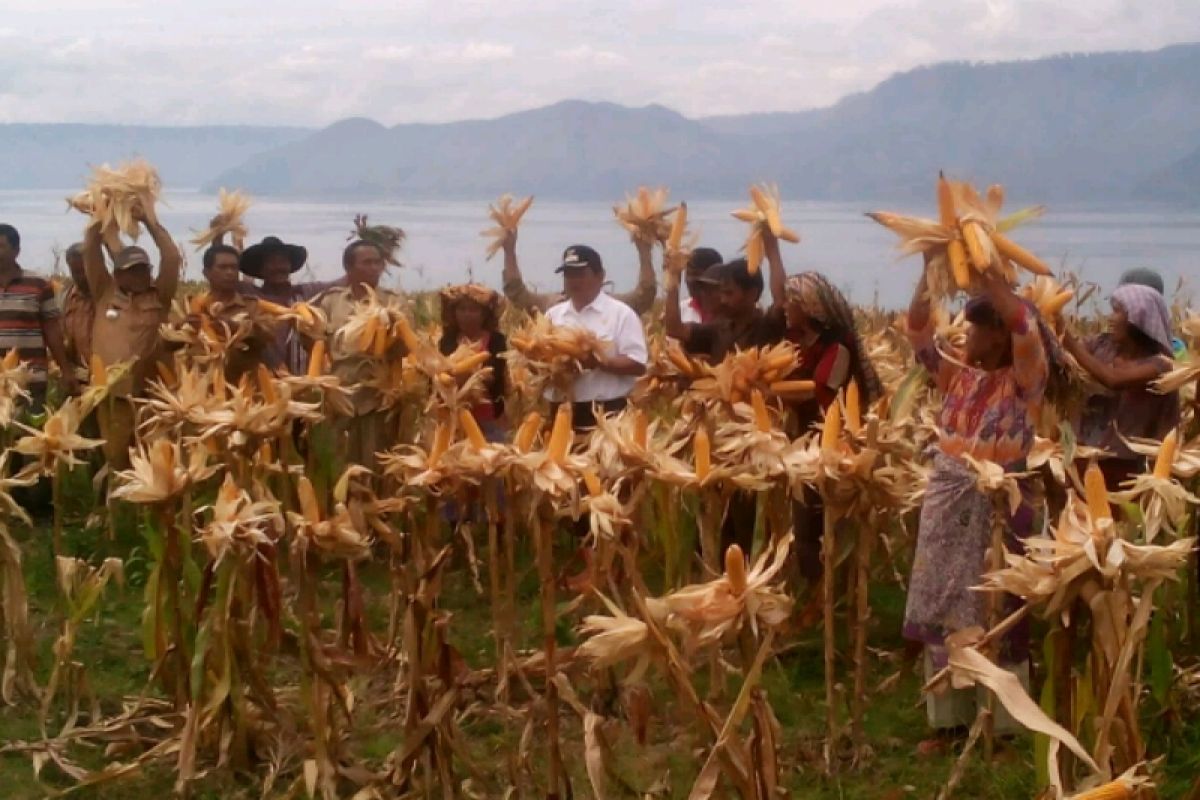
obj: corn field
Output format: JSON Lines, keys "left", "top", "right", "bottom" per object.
{"left": 1, "top": 176, "right": 1200, "bottom": 799}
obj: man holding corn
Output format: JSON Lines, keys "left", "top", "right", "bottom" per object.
{"left": 311, "top": 239, "right": 405, "bottom": 471}
{"left": 192, "top": 243, "right": 276, "bottom": 381}
{"left": 83, "top": 205, "right": 181, "bottom": 469}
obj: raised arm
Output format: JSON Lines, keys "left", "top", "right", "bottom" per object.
{"left": 142, "top": 207, "right": 181, "bottom": 303}
{"left": 662, "top": 249, "right": 690, "bottom": 342}
{"left": 500, "top": 229, "right": 554, "bottom": 314}
{"left": 905, "top": 261, "right": 955, "bottom": 390}
{"left": 1063, "top": 331, "right": 1166, "bottom": 391}
{"left": 612, "top": 238, "right": 657, "bottom": 316}
{"left": 82, "top": 223, "right": 113, "bottom": 299}
{"left": 763, "top": 229, "right": 786, "bottom": 311}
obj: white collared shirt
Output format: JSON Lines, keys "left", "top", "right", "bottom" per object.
{"left": 545, "top": 292, "right": 648, "bottom": 402}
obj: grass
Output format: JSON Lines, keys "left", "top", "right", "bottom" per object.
{"left": 2, "top": 471, "right": 1199, "bottom": 799}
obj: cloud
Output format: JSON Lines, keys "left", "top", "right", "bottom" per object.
{"left": 555, "top": 45, "right": 627, "bottom": 66}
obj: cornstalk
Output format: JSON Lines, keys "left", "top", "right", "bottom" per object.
{"left": 822, "top": 500, "right": 839, "bottom": 774}
{"left": 982, "top": 503, "right": 1006, "bottom": 763}
{"left": 850, "top": 518, "right": 871, "bottom": 746}
{"left": 533, "top": 504, "right": 563, "bottom": 799}
{"left": 51, "top": 462, "right": 63, "bottom": 557}
{"left": 158, "top": 504, "right": 190, "bottom": 709}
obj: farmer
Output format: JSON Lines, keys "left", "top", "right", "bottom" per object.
{"left": 500, "top": 227, "right": 657, "bottom": 317}
{"left": 1064, "top": 280, "right": 1180, "bottom": 490}
{"left": 439, "top": 284, "right": 508, "bottom": 440}
{"left": 782, "top": 271, "right": 883, "bottom": 583}
{"left": 84, "top": 207, "right": 181, "bottom": 469}
{"left": 542, "top": 244, "right": 648, "bottom": 431}
{"left": 194, "top": 243, "right": 275, "bottom": 381}
{"left": 679, "top": 248, "right": 723, "bottom": 324}
{"left": 60, "top": 242, "right": 95, "bottom": 377}
{"left": 311, "top": 239, "right": 406, "bottom": 471}
{"left": 902, "top": 263, "right": 1049, "bottom": 738}
{"left": 239, "top": 235, "right": 344, "bottom": 374}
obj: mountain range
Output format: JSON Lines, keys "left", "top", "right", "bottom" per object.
{"left": 3, "top": 43, "right": 1198, "bottom": 204}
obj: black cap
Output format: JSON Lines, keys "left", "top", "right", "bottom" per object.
{"left": 698, "top": 258, "right": 763, "bottom": 294}
{"left": 1118, "top": 267, "right": 1165, "bottom": 295}
{"left": 555, "top": 244, "right": 603, "bottom": 273}
{"left": 687, "top": 247, "right": 723, "bottom": 275}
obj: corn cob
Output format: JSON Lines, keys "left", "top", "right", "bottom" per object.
{"left": 259, "top": 440, "right": 273, "bottom": 463}
{"left": 992, "top": 232, "right": 1052, "bottom": 277}
{"left": 255, "top": 299, "right": 292, "bottom": 317}
{"left": 358, "top": 315, "right": 380, "bottom": 353}
{"left": 821, "top": 398, "right": 843, "bottom": 452}
{"left": 89, "top": 353, "right": 106, "bottom": 384}
{"left": 1153, "top": 430, "right": 1178, "bottom": 479}
{"left": 307, "top": 340, "right": 326, "bottom": 378}
{"left": 947, "top": 239, "right": 971, "bottom": 289}
{"left": 371, "top": 325, "right": 389, "bottom": 358}
{"left": 450, "top": 350, "right": 491, "bottom": 376}
{"left": 769, "top": 380, "right": 816, "bottom": 397}
{"left": 458, "top": 409, "right": 487, "bottom": 450}
{"left": 155, "top": 360, "right": 178, "bottom": 386}
{"left": 297, "top": 476, "right": 322, "bottom": 524}
{"left": 751, "top": 390, "right": 771, "bottom": 433}
{"left": 1069, "top": 780, "right": 1135, "bottom": 799}
{"left": 845, "top": 380, "right": 863, "bottom": 434}
{"left": 1043, "top": 289, "right": 1075, "bottom": 317}
{"left": 515, "top": 411, "right": 542, "bottom": 453}
{"left": 429, "top": 421, "right": 451, "bottom": 466}
{"left": 2, "top": 349, "right": 19, "bottom": 369}
{"left": 1084, "top": 462, "right": 1111, "bottom": 521}
{"left": 213, "top": 366, "right": 226, "bottom": 398}
{"left": 633, "top": 409, "right": 649, "bottom": 449}
{"left": 961, "top": 222, "right": 991, "bottom": 272}
{"left": 693, "top": 426, "right": 711, "bottom": 481}
{"left": 668, "top": 202, "right": 687, "bottom": 251}
{"left": 936, "top": 172, "right": 956, "bottom": 227}
{"left": 189, "top": 295, "right": 208, "bottom": 315}
{"left": 393, "top": 316, "right": 420, "bottom": 353}
{"left": 725, "top": 544, "right": 747, "bottom": 595}
{"left": 547, "top": 403, "right": 573, "bottom": 464}
{"left": 257, "top": 364, "right": 278, "bottom": 403}
{"left": 667, "top": 342, "right": 698, "bottom": 377}
{"left": 745, "top": 233, "right": 765, "bottom": 276}
{"left": 293, "top": 303, "right": 316, "bottom": 327}
{"left": 583, "top": 469, "right": 604, "bottom": 499}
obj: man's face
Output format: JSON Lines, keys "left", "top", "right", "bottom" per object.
{"left": 205, "top": 252, "right": 241, "bottom": 294}
{"left": 262, "top": 252, "right": 293, "bottom": 286}
{"left": 562, "top": 267, "right": 603, "bottom": 306}
{"left": 67, "top": 254, "right": 87, "bottom": 289}
{"left": 965, "top": 320, "right": 1009, "bottom": 367}
{"left": 347, "top": 244, "right": 385, "bottom": 288}
{"left": 0, "top": 238, "right": 17, "bottom": 267}
{"left": 718, "top": 280, "right": 757, "bottom": 317}
{"left": 115, "top": 262, "right": 153, "bottom": 294}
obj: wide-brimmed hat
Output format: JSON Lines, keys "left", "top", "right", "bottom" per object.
{"left": 239, "top": 236, "right": 307, "bottom": 278}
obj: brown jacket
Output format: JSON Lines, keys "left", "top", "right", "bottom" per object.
{"left": 61, "top": 283, "right": 95, "bottom": 370}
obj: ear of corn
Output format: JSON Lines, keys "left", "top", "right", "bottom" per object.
{"left": 668, "top": 202, "right": 687, "bottom": 251}
{"left": 257, "top": 364, "right": 278, "bottom": 403}
{"left": 947, "top": 239, "right": 971, "bottom": 289}
{"left": 255, "top": 299, "right": 291, "bottom": 317}
{"left": 725, "top": 544, "right": 747, "bottom": 595}
{"left": 155, "top": 360, "right": 178, "bottom": 386}
{"left": 845, "top": 380, "right": 862, "bottom": 434}
{"left": 1069, "top": 780, "right": 1134, "bottom": 800}
{"left": 307, "top": 340, "right": 326, "bottom": 378}
{"left": 358, "top": 316, "right": 380, "bottom": 353}
{"left": 429, "top": 421, "right": 451, "bottom": 466}
{"left": 769, "top": 379, "right": 816, "bottom": 396}
{"left": 1084, "top": 462, "right": 1112, "bottom": 521}
{"left": 936, "top": 172, "right": 956, "bottom": 227}
{"left": 2, "top": 349, "right": 19, "bottom": 369}
{"left": 259, "top": 440, "right": 273, "bottom": 463}
{"left": 961, "top": 222, "right": 991, "bottom": 272}
{"left": 992, "top": 232, "right": 1052, "bottom": 277}
{"left": 821, "top": 398, "right": 843, "bottom": 452}
{"left": 583, "top": 469, "right": 604, "bottom": 498}
{"left": 297, "top": 476, "right": 321, "bottom": 524}
{"left": 547, "top": 404, "right": 573, "bottom": 464}
{"left": 89, "top": 353, "right": 106, "bottom": 384}
{"left": 751, "top": 390, "right": 771, "bottom": 433}
{"left": 393, "top": 316, "right": 420, "bottom": 353}
{"left": 694, "top": 426, "right": 711, "bottom": 481}
{"left": 459, "top": 409, "right": 488, "bottom": 450}
{"left": 450, "top": 351, "right": 491, "bottom": 376}
{"left": 371, "top": 325, "right": 390, "bottom": 358}
{"left": 1153, "top": 430, "right": 1178, "bottom": 479}
{"left": 515, "top": 411, "right": 542, "bottom": 453}
{"left": 633, "top": 409, "right": 649, "bottom": 449}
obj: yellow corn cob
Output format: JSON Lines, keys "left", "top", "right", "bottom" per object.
{"left": 450, "top": 350, "right": 491, "bottom": 376}
{"left": 205, "top": 437, "right": 220, "bottom": 456}
{"left": 947, "top": 239, "right": 972, "bottom": 289}
{"left": 371, "top": 325, "right": 389, "bottom": 358}
{"left": 156, "top": 438, "right": 175, "bottom": 474}
{"left": 255, "top": 299, "right": 291, "bottom": 317}
{"left": 936, "top": 173, "right": 956, "bottom": 227}
{"left": 769, "top": 379, "right": 816, "bottom": 396}
{"left": 515, "top": 411, "right": 542, "bottom": 453}
{"left": 189, "top": 295, "right": 208, "bottom": 315}
{"left": 459, "top": 409, "right": 488, "bottom": 450}
{"left": 1042, "top": 289, "right": 1074, "bottom": 317}
{"left": 821, "top": 398, "right": 843, "bottom": 452}
{"left": 991, "top": 232, "right": 1052, "bottom": 277}
{"left": 212, "top": 366, "right": 226, "bottom": 398}
{"left": 668, "top": 202, "right": 687, "bottom": 251}
{"left": 547, "top": 403, "right": 573, "bottom": 463}
{"left": 751, "top": 390, "right": 771, "bottom": 433}
{"left": 428, "top": 421, "right": 451, "bottom": 466}
{"left": 961, "top": 222, "right": 991, "bottom": 272}
{"left": 1069, "top": 780, "right": 1134, "bottom": 800}
{"left": 358, "top": 315, "right": 380, "bottom": 353}
{"left": 725, "top": 544, "right": 747, "bottom": 595}
{"left": 633, "top": 409, "right": 649, "bottom": 449}
{"left": 297, "top": 476, "right": 322, "bottom": 524}
{"left": 694, "top": 426, "right": 711, "bottom": 481}
{"left": 393, "top": 316, "right": 420, "bottom": 353}
{"left": 293, "top": 303, "right": 316, "bottom": 326}
{"left": 1154, "top": 430, "right": 1178, "bottom": 480}
{"left": 845, "top": 380, "right": 863, "bottom": 434}
{"left": 749, "top": 184, "right": 770, "bottom": 215}
{"left": 1, "top": 349, "right": 18, "bottom": 370}
{"left": 583, "top": 469, "right": 604, "bottom": 499}
{"left": 986, "top": 184, "right": 1004, "bottom": 211}
{"left": 1084, "top": 462, "right": 1111, "bottom": 521}
{"left": 257, "top": 364, "right": 278, "bottom": 403}
{"left": 258, "top": 440, "right": 273, "bottom": 463}
{"left": 307, "top": 340, "right": 326, "bottom": 378}
{"left": 200, "top": 316, "right": 221, "bottom": 342}
{"left": 89, "top": 353, "right": 106, "bottom": 384}
{"left": 761, "top": 349, "right": 796, "bottom": 372}
{"left": 667, "top": 343, "right": 697, "bottom": 377}
{"left": 745, "top": 232, "right": 764, "bottom": 276}
{"left": 155, "top": 360, "right": 177, "bottom": 386}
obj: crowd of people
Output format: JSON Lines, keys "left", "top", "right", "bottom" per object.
{"left": 0, "top": 205, "right": 1187, "bottom": 745}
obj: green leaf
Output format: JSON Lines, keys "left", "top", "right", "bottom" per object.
{"left": 1147, "top": 612, "right": 1172, "bottom": 707}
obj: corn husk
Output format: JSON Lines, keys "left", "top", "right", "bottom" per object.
{"left": 482, "top": 194, "right": 534, "bottom": 259}
{"left": 190, "top": 188, "right": 252, "bottom": 249}
{"left": 69, "top": 158, "right": 162, "bottom": 239}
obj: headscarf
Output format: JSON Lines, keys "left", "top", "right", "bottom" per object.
{"left": 1112, "top": 283, "right": 1173, "bottom": 356}
{"left": 785, "top": 272, "right": 883, "bottom": 405}
{"left": 440, "top": 283, "right": 503, "bottom": 330}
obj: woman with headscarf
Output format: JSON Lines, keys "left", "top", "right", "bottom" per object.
{"left": 903, "top": 265, "right": 1050, "bottom": 741}
{"left": 781, "top": 271, "right": 883, "bottom": 583}
{"left": 1064, "top": 282, "right": 1180, "bottom": 489}
{"left": 439, "top": 283, "right": 508, "bottom": 439}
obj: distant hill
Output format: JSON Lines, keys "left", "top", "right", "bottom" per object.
{"left": 5, "top": 43, "right": 1199, "bottom": 204}
{"left": 0, "top": 124, "right": 308, "bottom": 189}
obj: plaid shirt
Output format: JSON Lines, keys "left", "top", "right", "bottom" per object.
{"left": 0, "top": 267, "right": 60, "bottom": 383}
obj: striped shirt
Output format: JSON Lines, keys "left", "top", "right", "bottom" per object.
{"left": 0, "top": 268, "right": 60, "bottom": 382}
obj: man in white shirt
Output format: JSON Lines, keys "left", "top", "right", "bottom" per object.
{"left": 679, "top": 247, "right": 723, "bottom": 325}
{"left": 544, "top": 245, "right": 648, "bottom": 429}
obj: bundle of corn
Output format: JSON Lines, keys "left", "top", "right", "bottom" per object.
{"left": 280, "top": 341, "right": 355, "bottom": 418}
{"left": 67, "top": 158, "right": 162, "bottom": 240}
{"left": 481, "top": 193, "right": 534, "bottom": 259}
{"left": 868, "top": 173, "right": 1051, "bottom": 297}
{"left": 1021, "top": 275, "right": 1076, "bottom": 322}
{"left": 190, "top": 188, "right": 252, "bottom": 249}
{"left": 587, "top": 406, "right": 661, "bottom": 479}
{"left": 11, "top": 398, "right": 104, "bottom": 477}
{"left": 163, "top": 295, "right": 281, "bottom": 368}
{"left": 0, "top": 349, "right": 31, "bottom": 427}
{"left": 731, "top": 183, "right": 800, "bottom": 275}
{"left": 631, "top": 335, "right": 707, "bottom": 401}
{"left": 1111, "top": 430, "right": 1200, "bottom": 541}
{"left": 507, "top": 314, "right": 607, "bottom": 398}
{"left": 351, "top": 213, "right": 405, "bottom": 266}
{"left": 190, "top": 369, "right": 323, "bottom": 451}
{"left": 613, "top": 186, "right": 677, "bottom": 245}
{"left": 332, "top": 286, "right": 415, "bottom": 359}
{"left": 403, "top": 340, "right": 496, "bottom": 414}
{"left": 686, "top": 341, "right": 805, "bottom": 407}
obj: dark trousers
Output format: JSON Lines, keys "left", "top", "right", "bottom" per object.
{"left": 554, "top": 398, "right": 628, "bottom": 433}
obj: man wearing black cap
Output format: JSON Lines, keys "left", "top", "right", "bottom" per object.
{"left": 83, "top": 204, "right": 180, "bottom": 469}
{"left": 60, "top": 242, "right": 94, "bottom": 379}
{"left": 239, "top": 236, "right": 344, "bottom": 374}
{"left": 680, "top": 248, "right": 722, "bottom": 324}
{"left": 499, "top": 228, "right": 658, "bottom": 316}
{"left": 544, "top": 244, "right": 648, "bottom": 429}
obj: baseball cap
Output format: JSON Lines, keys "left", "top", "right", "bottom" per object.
{"left": 698, "top": 258, "right": 763, "bottom": 294}
{"left": 114, "top": 246, "right": 151, "bottom": 271}
{"left": 555, "top": 245, "right": 603, "bottom": 273}
{"left": 686, "top": 247, "right": 723, "bottom": 276}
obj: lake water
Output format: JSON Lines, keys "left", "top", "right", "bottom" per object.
{"left": 1, "top": 190, "right": 1196, "bottom": 308}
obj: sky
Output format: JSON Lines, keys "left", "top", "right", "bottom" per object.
{"left": 1, "top": 0, "right": 1198, "bottom": 127}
